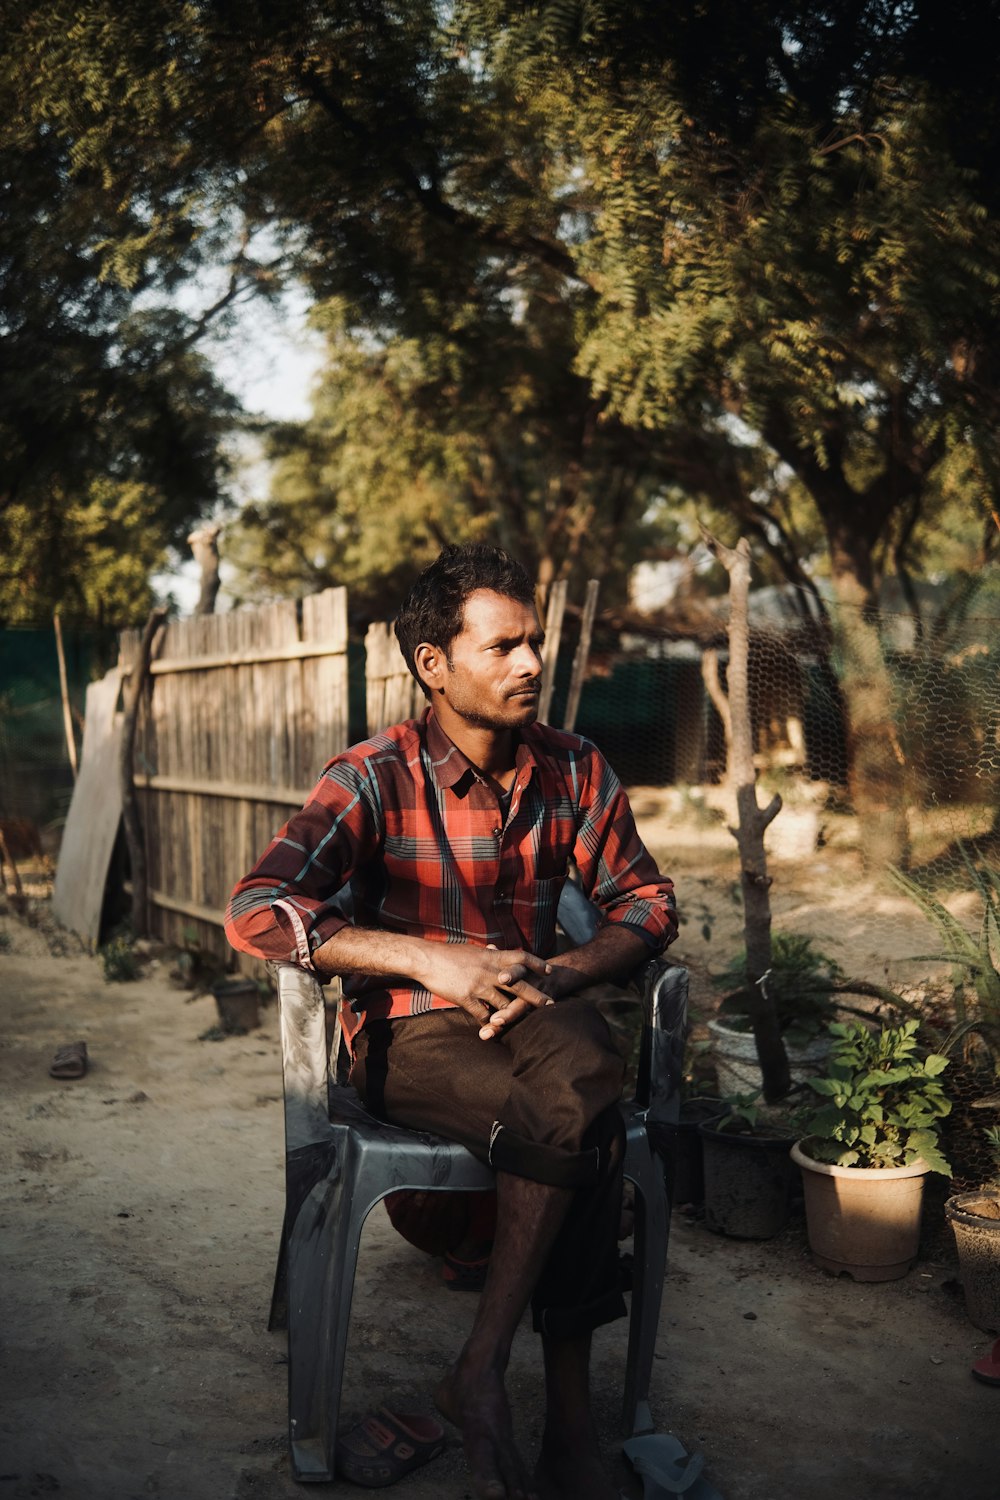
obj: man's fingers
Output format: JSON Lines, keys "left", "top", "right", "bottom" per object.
{"left": 514, "top": 951, "right": 552, "bottom": 977}
{"left": 497, "top": 959, "right": 552, "bottom": 987}
{"left": 479, "top": 980, "right": 555, "bottom": 1038}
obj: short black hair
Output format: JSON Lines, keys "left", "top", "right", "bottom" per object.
{"left": 394, "top": 542, "right": 535, "bottom": 696}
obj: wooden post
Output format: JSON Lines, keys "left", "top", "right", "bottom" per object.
{"left": 700, "top": 527, "right": 790, "bottom": 1100}
{"left": 120, "top": 607, "right": 167, "bottom": 938}
{"left": 563, "top": 579, "right": 600, "bottom": 734}
{"left": 53, "top": 614, "right": 79, "bottom": 780}
{"left": 538, "top": 579, "right": 568, "bottom": 725}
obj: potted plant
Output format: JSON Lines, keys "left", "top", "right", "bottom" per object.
{"left": 791, "top": 1019, "right": 952, "bottom": 1281}
{"left": 699, "top": 1091, "right": 797, "bottom": 1240}
{"left": 945, "top": 1124, "right": 1000, "bottom": 1333}
{"left": 710, "top": 933, "right": 845, "bottom": 1096}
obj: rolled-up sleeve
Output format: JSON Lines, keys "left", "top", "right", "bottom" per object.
{"left": 224, "top": 757, "right": 382, "bottom": 968}
{"left": 572, "top": 750, "right": 677, "bottom": 953}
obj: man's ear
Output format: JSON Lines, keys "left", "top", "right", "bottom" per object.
{"left": 413, "top": 641, "right": 448, "bottom": 695}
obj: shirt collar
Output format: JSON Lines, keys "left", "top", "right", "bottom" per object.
{"left": 423, "top": 708, "right": 541, "bottom": 794}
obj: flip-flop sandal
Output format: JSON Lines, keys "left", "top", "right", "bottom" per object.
{"left": 335, "top": 1407, "right": 446, "bottom": 1487}
{"left": 49, "top": 1041, "right": 88, "bottom": 1080}
{"left": 623, "top": 1434, "right": 725, "bottom": 1500}
{"left": 972, "top": 1337, "right": 1000, "bottom": 1386}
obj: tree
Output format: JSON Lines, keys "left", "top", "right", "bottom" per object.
{"left": 0, "top": 4, "right": 260, "bottom": 623}
{"left": 225, "top": 306, "right": 672, "bottom": 618}
{"left": 10, "top": 0, "right": 1000, "bottom": 862}
{"left": 458, "top": 2, "right": 1000, "bottom": 864}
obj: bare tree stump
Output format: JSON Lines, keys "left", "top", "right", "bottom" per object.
{"left": 701, "top": 529, "right": 790, "bottom": 1100}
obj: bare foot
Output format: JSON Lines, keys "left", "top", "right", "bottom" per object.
{"left": 435, "top": 1362, "right": 539, "bottom": 1500}
{"left": 535, "top": 1432, "right": 618, "bottom": 1500}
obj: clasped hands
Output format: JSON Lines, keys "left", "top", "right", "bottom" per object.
{"left": 419, "top": 940, "right": 573, "bottom": 1040}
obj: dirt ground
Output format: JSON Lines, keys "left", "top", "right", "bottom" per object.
{"left": 1, "top": 797, "right": 997, "bottom": 1500}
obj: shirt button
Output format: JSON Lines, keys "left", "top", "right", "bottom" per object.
{"left": 492, "top": 827, "right": 502, "bottom": 838}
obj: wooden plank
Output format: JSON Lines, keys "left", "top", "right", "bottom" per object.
{"left": 537, "top": 579, "right": 568, "bottom": 725}
{"left": 53, "top": 669, "right": 125, "bottom": 943}
{"left": 563, "top": 578, "right": 600, "bottom": 733}
{"left": 148, "top": 887, "right": 227, "bottom": 927}
{"left": 141, "top": 640, "right": 339, "bottom": 676}
{"left": 365, "top": 620, "right": 421, "bottom": 734}
{"left": 133, "top": 773, "right": 312, "bottom": 805}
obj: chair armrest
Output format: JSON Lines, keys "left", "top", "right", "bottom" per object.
{"left": 557, "top": 879, "right": 686, "bottom": 1123}
{"left": 269, "top": 962, "right": 335, "bottom": 1151}
{"left": 634, "top": 958, "right": 687, "bottom": 1125}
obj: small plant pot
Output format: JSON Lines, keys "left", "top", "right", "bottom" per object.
{"left": 708, "top": 1017, "right": 830, "bottom": 1098}
{"left": 661, "top": 1097, "right": 725, "bottom": 1206}
{"left": 212, "top": 977, "right": 260, "bottom": 1034}
{"left": 699, "top": 1120, "right": 795, "bottom": 1239}
{"left": 792, "top": 1140, "right": 928, "bottom": 1282}
{"left": 945, "top": 1192, "right": 1000, "bottom": 1332}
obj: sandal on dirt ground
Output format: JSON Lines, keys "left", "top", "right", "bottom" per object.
{"left": 49, "top": 1041, "right": 88, "bottom": 1080}
{"left": 972, "top": 1337, "right": 1000, "bottom": 1386}
{"left": 623, "top": 1434, "right": 726, "bottom": 1499}
{"left": 335, "top": 1407, "right": 446, "bottom": 1487}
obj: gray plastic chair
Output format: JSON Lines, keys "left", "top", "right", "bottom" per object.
{"left": 268, "top": 885, "right": 686, "bottom": 1483}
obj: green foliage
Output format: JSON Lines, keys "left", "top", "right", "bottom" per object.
{"left": 889, "top": 847, "right": 1000, "bottom": 1036}
{"left": 0, "top": 7, "right": 245, "bottom": 624}
{"left": 6, "top": 1, "right": 1000, "bottom": 629}
{"left": 797, "top": 1019, "right": 952, "bottom": 1174}
{"left": 716, "top": 932, "right": 845, "bottom": 1046}
{"left": 100, "top": 935, "right": 141, "bottom": 984}
{"left": 712, "top": 1089, "right": 796, "bottom": 1139}
{"left": 226, "top": 311, "right": 671, "bottom": 610}
{"left": 714, "top": 1090, "right": 766, "bottom": 1136}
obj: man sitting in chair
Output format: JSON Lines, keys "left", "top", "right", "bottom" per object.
{"left": 226, "top": 543, "right": 677, "bottom": 1500}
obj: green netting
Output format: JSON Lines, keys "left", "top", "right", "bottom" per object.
{"left": 0, "top": 625, "right": 117, "bottom": 826}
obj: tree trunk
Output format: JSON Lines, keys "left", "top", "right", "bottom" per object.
{"left": 188, "top": 522, "right": 222, "bottom": 616}
{"left": 702, "top": 530, "right": 790, "bottom": 1100}
{"left": 827, "top": 533, "right": 911, "bottom": 871}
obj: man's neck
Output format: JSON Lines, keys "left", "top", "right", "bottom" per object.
{"left": 431, "top": 705, "right": 520, "bottom": 786}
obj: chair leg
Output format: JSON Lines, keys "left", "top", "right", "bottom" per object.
{"left": 622, "top": 1130, "right": 670, "bottom": 1437}
{"left": 269, "top": 1212, "right": 289, "bottom": 1332}
{"left": 285, "top": 1149, "right": 368, "bottom": 1481}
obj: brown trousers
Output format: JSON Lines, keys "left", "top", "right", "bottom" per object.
{"left": 350, "top": 999, "right": 628, "bottom": 1340}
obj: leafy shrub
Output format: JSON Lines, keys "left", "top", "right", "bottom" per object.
{"left": 797, "top": 1019, "right": 952, "bottom": 1175}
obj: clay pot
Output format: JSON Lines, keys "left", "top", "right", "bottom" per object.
{"left": 791, "top": 1140, "right": 928, "bottom": 1282}
{"left": 212, "top": 977, "right": 261, "bottom": 1033}
{"left": 945, "top": 1191, "right": 1000, "bottom": 1332}
{"left": 700, "top": 1120, "right": 795, "bottom": 1239}
{"left": 708, "top": 1017, "right": 830, "bottom": 1098}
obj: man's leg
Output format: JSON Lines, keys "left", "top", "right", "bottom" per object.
{"left": 351, "top": 1003, "right": 625, "bottom": 1500}
{"left": 435, "top": 1170, "right": 573, "bottom": 1500}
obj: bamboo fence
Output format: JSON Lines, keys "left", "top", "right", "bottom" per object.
{"left": 119, "top": 590, "right": 349, "bottom": 960}
{"left": 364, "top": 620, "right": 423, "bottom": 735}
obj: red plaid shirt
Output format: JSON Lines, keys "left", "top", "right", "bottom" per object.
{"left": 225, "top": 710, "right": 676, "bottom": 1033}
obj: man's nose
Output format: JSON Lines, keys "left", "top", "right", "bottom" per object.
{"left": 512, "top": 643, "right": 543, "bottom": 677}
